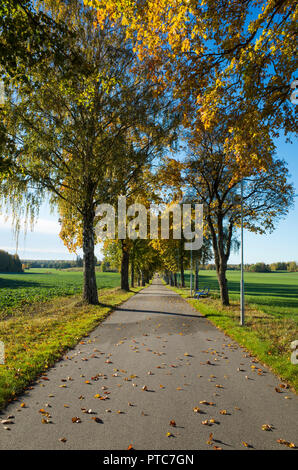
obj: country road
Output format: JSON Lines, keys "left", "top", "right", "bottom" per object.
{"left": 0, "top": 277, "right": 297, "bottom": 450}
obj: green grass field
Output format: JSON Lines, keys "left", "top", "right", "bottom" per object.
{"left": 0, "top": 269, "right": 121, "bottom": 317}
{"left": 182, "top": 270, "right": 298, "bottom": 321}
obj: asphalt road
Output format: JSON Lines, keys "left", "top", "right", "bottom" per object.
{"left": 0, "top": 277, "right": 297, "bottom": 450}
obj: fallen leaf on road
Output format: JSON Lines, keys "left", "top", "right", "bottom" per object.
{"left": 41, "top": 418, "right": 51, "bottom": 424}
{"left": 193, "top": 407, "right": 201, "bottom": 413}
{"left": 92, "top": 417, "right": 103, "bottom": 423}
{"left": 71, "top": 417, "right": 81, "bottom": 423}
{"left": 262, "top": 424, "right": 273, "bottom": 431}
{"left": 59, "top": 437, "right": 67, "bottom": 443}
{"left": 169, "top": 420, "right": 176, "bottom": 427}
{"left": 277, "top": 439, "right": 296, "bottom": 448}
{"left": 242, "top": 441, "right": 252, "bottom": 448}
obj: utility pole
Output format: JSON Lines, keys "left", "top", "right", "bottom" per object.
{"left": 190, "top": 246, "right": 193, "bottom": 297}
{"left": 240, "top": 178, "right": 245, "bottom": 326}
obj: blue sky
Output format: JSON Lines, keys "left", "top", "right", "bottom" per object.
{"left": 0, "top": 134, "right": 297, "bottom": 264}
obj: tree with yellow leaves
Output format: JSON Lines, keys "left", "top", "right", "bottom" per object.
{"left": 87, "top": 0, "right": 297, "bottom": 177}
{"left": 159, "top": 126, "right": 294, "bottom": 305}
{"left": 1, "top": 0, "right": 176, "bottom": 304}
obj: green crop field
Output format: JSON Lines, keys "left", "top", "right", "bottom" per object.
{"left": 0, "top": 269, "right": 120, "bottom": 316}
{"left": 182, "top": 270, "right": 298, "bottom": 321}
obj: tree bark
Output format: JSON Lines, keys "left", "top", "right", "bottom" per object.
{"left": 131, "top": 256, "right": 135, "bottom": 288}
{"left": 121, "top": 240, "right": 130, "bottom": 291}
{"left": 174, "top": 272, "right": 177, "bottom": 286}
{"left": 179, "top": 241, "right": 185, "bottom": 287}
{"left": 82, "top": 209, "right": 98, "bottom": 305}
{"left": 141, "top": 271, "right": 146, "bottom": 286}
{"left": 195, "top": 257, "right": 199, "bottom": 291}
{"left": 207, "top": 214, "right": 230, "bottom": 305}
{"left": 218, "top": 263, "right": 229, "bottom": 305}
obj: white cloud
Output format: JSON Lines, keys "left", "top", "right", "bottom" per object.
{"left": 0, "top": 215, "right": 60, "bottom": 235}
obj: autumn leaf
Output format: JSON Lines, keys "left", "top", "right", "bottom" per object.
{"left": 193, "top": 407, "right": 201, "bottom": 413}
{"left": 71, "top": 417, "right": 81, "bottom": 423}
{"left": 277, "top": 439, "right": 296, "bottom": 448}
{"left": 92, "top": 417, "right": 103, "bottom": 423}
{"left": 262, "top": 424, "right": 273, "bottom": 431}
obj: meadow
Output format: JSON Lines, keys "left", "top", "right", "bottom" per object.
{"left": 183, "top": 270, "right": 298, "bottom": 321}
{"left": 0, "top": 269, "right": 121, "bottom": 317}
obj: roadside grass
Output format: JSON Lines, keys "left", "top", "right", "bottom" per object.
{"left": 167, "top": 271, "right": 298, "bottom": 392}
{"left": 0, "top": 285, "right": 143, "bottom": 410}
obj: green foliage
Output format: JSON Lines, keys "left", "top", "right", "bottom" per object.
{"left": 249, "top": 262, "right": 271, "bottom": 273}
{"left": 287, "top": 261, "right": 298, "bottom": 273}
{"left": 0, "top": 250, "right": 23, "bottom": 273}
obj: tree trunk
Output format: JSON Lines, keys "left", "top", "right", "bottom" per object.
{"left": 179, "top": 241, "right": 185, "bottom": 287}
{"left": 121, "top": 240, "right": 130, "bottom": 291}
{"left": 218, "top": 264, "right": 229, "bottom": 305}
{"left": 195, "top": 258, "right": 199, "bottom": 291}
{"left": 141, "top": 271, "right": 146, "bottom": 286}
{"left": 131, "top": 256, "right": 135, "bottom": 288}
{"left": 82, "top": 209, "right": 98, "bottom": 305}
{"left": 174, "top": 272, "right": 177, "bottom": 286}
{"left": 207, "top": 212, "right": 230, "bottom": 306}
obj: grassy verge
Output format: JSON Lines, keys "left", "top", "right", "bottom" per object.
{"left": 0, "top": 286, "right": 144, "bottom": 410}
{"left": 166, "top": 284, "right": 298, "bottom": 392}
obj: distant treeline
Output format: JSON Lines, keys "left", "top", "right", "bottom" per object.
{"left": 0, "top": 250, "right": 23, "bottom": 272}
{"left": 23, "top": 259, "right": 79, "bottom": 269}
{"left": 21, "top": 256, "right": 112, "bottom": 270}
{"left": 203, "top": 262, "right": 298, "bottom": 273}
